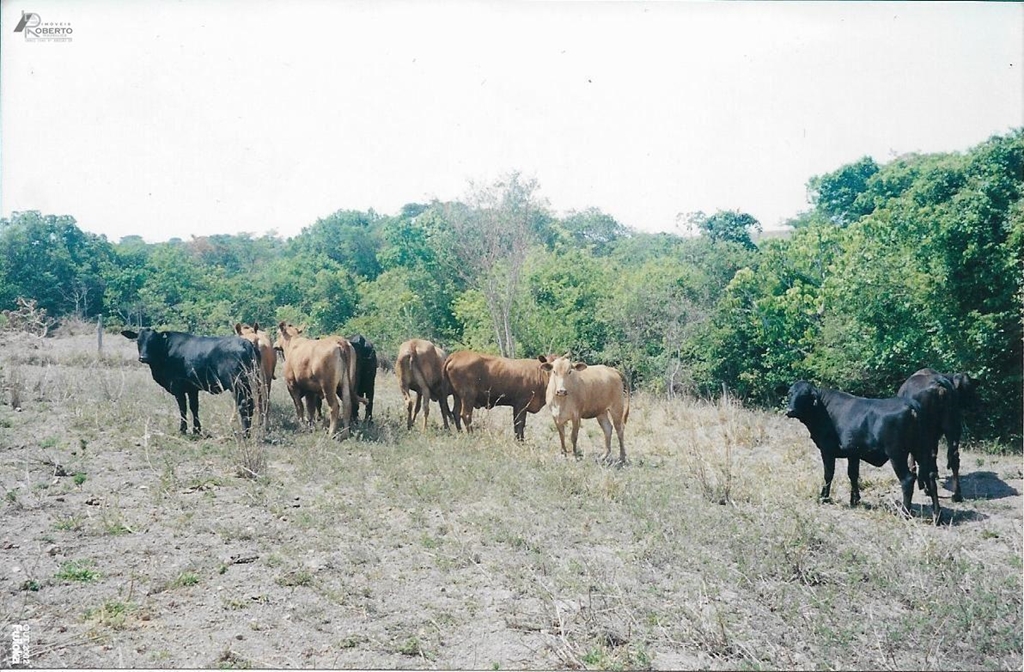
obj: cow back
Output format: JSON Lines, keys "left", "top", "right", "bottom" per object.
{"left": 445, "top": 350, "right": 548, "bottom": 412}
{"left": 159, "top": 332, "right": 258, "bottom": 394}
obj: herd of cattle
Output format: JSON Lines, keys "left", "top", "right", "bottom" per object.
{"left": 119, "top": 324, "right": 975, "bottom": 524}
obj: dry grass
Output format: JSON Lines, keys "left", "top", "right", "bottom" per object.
{"left": 0, "top": 334, "right": 1020, "bottom": 669}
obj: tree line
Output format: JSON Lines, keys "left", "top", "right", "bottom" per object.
{"left": 2, "top": 131, "right": 1020, "bottom": 444}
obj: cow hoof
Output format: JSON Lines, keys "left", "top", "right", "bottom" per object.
{"left": 818, "top": 497, "right": 832, "bottom": 504}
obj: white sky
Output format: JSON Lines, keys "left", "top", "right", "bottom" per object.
{"left": 1, "top": 1, "right": 1021, "bottom": 243}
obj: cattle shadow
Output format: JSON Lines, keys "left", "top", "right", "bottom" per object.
{"left": 904, "top": 502, "right": 989, "bottom": 526}
{"left": 951, "top": 471, "right": 1020, "bottom": 501}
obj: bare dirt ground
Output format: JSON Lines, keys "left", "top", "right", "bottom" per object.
{"left": 1, "top": 333, "right": 1021, "bottom": 670}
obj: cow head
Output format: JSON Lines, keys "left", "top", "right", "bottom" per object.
{"left": 274, "top": 321, "right": 304, "bottom": 355}
{"left": 121, "top": 328, "right": 167, "bottom": 364}
{"left": 785, "top": 381, "right": 819, "bottom": 419}
{"left": 952, "top": 373, "right": 978, "bottom": 404}
{"left": 541, "top": 354, "right": 587, "bottom": 397}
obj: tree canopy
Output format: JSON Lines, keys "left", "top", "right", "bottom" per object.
{"left": 2, "top": 130, "right": 1020, "bottom": 444}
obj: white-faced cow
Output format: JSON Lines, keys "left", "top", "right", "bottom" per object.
{"left": 234, "top": 322, "right": 277, "bottom": 425}
{"left": 274, "top": 322, "right": 355, "bottom": 439}
{"left": 540, "top": 355, "right": 630, "bottom": 463}
{"left": 785, "top": 381, "right": 940, "bottom": 524}
{"left": 898, "top": 368, "right": 977, "bottom": 502}
{"left": 443, "top": 351, "right": 556, "bottom": 440}
{"left": 395, "top": 338, "right": 451, "bottom": 430}
{"left": 122, "top": 328, "right": 260, "bottom": 436}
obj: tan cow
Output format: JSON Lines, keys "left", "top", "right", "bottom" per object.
{"left": 396, "top": 339, "right": 451, "bottom": 430}
{"left": 540, "top": 355, "right": 630, "bottom": 463}
{"left": 274, "top": 322, "right": 354, "bottom": 439}
{"left": 234, "top": 322, "right": 276, "bottom": 425}
{"left": 443, "top": 351, "right": 555, "bottom": 440}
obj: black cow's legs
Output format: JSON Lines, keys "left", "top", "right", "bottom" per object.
{"left": 890, "top": 453, "right": 917, "bottom": 519}
{"left": 948, "top": 437, "right": 962, "bottom": 502}
{"left": 187, "top": 389, "right": 201, "bottom": 435}
{"left": 174, "top": 393, "right": 189, "bottom": 434}
{"left": 847, "top": 458, "right": 861, "bottom": 507}
{"left": 819, "top": 455, "right": 836, "bottom": 503}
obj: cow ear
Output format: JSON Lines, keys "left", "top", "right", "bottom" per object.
{"left": 537, "top": 355, "right": 548, "bottom": 364}
{"left": 234, "top": 322, "right": 243, "bottom": 335}
{"left": 278, "top": 321, "right": 287, "bottom": 333}
{"left": 121, "top": 330, "right": 138, "bottom": 340}
{"left": 540, "top": 362, "right": 553, "bottom": 372}
{"left": 573, "top": 362, "right": 588, "bottom": 371}
{"left": 252, "top": 321, "right": 260, "bottom": 332}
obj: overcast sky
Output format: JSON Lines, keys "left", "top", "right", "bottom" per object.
{"left": 2, "top": 1, "right": 1021, "bottom": 243}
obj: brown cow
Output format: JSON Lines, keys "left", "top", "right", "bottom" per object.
{"left": 443, "top": 350, "right": 555, "bottom": 440}
{"left": 396, "top": 339, "right": 451, "bottom": 430}
{"left": 234, "top": 322, "right": 277, "bottom": 425}
{"left": 540, "top": 355, "right": 630, "bottom": 463}
{"left": 274, "top": 322, "right": 354, "bottom": 439}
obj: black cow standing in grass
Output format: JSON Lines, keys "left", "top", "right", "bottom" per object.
{"left": 785, "top": 380, "right": 941, "bottom": 524}
{"left": 347, "top": 334, "right": 378, "bottom": 423}
{"left": 898, "top": 368, "right": 977, "bottom": 503}
{"left": 122, "top": 328, "right": 260, "bottom": 436}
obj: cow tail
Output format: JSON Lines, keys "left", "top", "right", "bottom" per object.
{"left": 621, "top": 371, "right": 631, "bottom": 425}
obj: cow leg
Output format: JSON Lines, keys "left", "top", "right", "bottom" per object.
{"left": 234, "top": 385, "right": 254, "bottom": 437}
{"left": 421, "top": 391, "right": 431, "bottom": 430}
{"left": 555, "top": 420, "right": 569, "bottom": 457}
{"left": 570, "top": 417, "right": 582, "bottom": 459}
{"left": 847, "top": 458, "right": 861, "bottom": 507}
{"left": 187, "top": 390, "right": 202, "bottom": 435}
{"left": 889, "top": 453, "right": 916, "bottom": 519}
{"left": 437, "top": 388, "right": 452, "bottom": 430}
{"left": 322, "top": 387, "right": 341, "bottom": 438}
{"left": 596, "top": 413, "right": 614, "bottom": 463}
{"left": 948, "top": 436, "right": 962, "bottom": 503}
{"left": 819, "top": 455, "right": 836, "bottom": 503}
{"left": 288, "top": 387, "right": 305, "bottom": 426}
{"left": 304, "top": 395, "right": 319, "bottom": 428}
{"left": 512, "top": 405, "right": 527, "bottom": 442}
{"left": 174, "top": 392, "right": 189, "bottom": 434}
{"left": 365, "top": 381, "right": 375, "bottom": 423}
{"left": 449, "top": 393, "right": 464, "bottom": 431}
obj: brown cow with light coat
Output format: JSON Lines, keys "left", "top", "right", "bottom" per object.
{"left": 396, "top": 339, "right": 451, "bottom": 430}
{"left": 541, "top": 355, "right": 630, "bottom": 463}
{"left": 274, "top": 322, "right": 354, "bottom": 439}
{"left": 234, "top": 322, "right": 276, "bottom": 424}
{"left": 443, "top": 350, "right": 555, "bottom": 440}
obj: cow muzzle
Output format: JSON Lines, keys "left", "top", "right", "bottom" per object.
{"left": 555, "top": 389, "right": 568, "bottom": 397}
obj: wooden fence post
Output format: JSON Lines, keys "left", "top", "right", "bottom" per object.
{"left": 97, "top": 315, "right": 103, "bottom": 353}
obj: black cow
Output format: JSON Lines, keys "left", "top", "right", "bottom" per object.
{"left": 122, "top": 328, "right": 260, "bottom": 436}
{"left": 347, "top": 334, "right": 378, "bottom": 423}
{"left": 785, "top": 381, "right": 940, "bottom": 523}
{"left": 898, "top": 368, "right": 976, "bottom": 502}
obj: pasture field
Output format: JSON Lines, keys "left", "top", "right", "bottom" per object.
{"left": 0, "top": 333, "right": 1021, "bottom": 670}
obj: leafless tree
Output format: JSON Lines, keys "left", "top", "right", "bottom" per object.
{"left": 445, "top": 172, "right": 547, "bottom": 358}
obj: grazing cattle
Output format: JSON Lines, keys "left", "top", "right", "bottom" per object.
{"left": 443, "top": 351, "right": 555, "bottom": 440}
{"left": 396, "top": 339, "right": 451, "bottom": 430}
{"left": 785, "top": 381, "right": 940, "bottom": 524}
{"left": 121, "top": 328, "right": 259, "bottom": 436}
{"left": 540, "top": 355, "right": 630, "bottom": 463}
{"left": 274, "top": 322, "right": 354, "bottom": 439}
{"left": 898, "top": 368, "right": 976, "bottom": 502}
{"left": 347, "top": 334, "right": 378, "bottom": 423}
{"left": 234, "top": 322, "right": 277, "bottom": 424}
